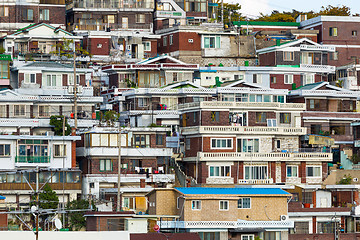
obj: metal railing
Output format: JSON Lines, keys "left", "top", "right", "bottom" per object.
{"left": 15, "top": 156, "right": 50, "bottom": 163}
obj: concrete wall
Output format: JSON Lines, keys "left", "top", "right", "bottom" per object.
{"left": 0, "top": 231, "right": 129, "bottom": 240}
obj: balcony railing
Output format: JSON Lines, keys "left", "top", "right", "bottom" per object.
{"left": 71, "top": 23, "right": 151, "bottom": 31}
{"left": 196, "top": 152, "right": 332, "bottom": 162}
{"left": 299, "top": 44, "right": 335, "bottom": 52}
{"left": 181, "top": 126, "right": 307, "bottom": 135}
{"left": 158, "top": 220, "right": 294, "bottom": 229}
{"left": 299, "top": 64, "right": 336, "bottom": 72}
{"left": 15, "top": 156, "right": 50, "bottom": 163}
{"left": 178, "top": 101, "right": 306, "bottom": 110}
{"left": 238, "top": 179, "right": 274, "bottom": 184}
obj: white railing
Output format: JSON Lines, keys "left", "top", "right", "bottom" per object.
{"left": 299, "top": 44, "right": 335, "bottom": 52}
{"left": 300, "top": 64, "right": 336, "bottom": 72}
{"left": 299, "top": 90, "right": 358, "bottom": 97}
{"left": 158, "top": 220, "right": 294, "bottom": 229}
{"left": 218, "top": 87, "right": 287, "bottom": 95}
{"left": 238, "top": 179, "right": 274, "bottom": 184}
{"left": 198, "top": 152, "right": 332, "bottom": 161}
{"left": 178, "top": 101, "right": 306, "bottom": 110}
{"left": 181, "top": 126, "right": 307, "bottom": 135}
{"left": 126, "top": 110, "right": 179, "bottom": 116}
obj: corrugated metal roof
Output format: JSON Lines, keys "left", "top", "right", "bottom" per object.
{"left": 175, "top": 187, "right": 290, "bottom": 195}
{"left": 0, "top": 195, "right": 5, "bottom": 200}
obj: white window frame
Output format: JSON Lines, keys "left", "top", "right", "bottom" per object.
{"left": 209, "top": 166, "right": 231, "bottom": 178}
{"left": 24, "top": 73, "right": 36, "bottom": 84}
{"left": 39, "top": 9, "right": 49, "bottom": 21}
{"left": 219, "top": 200, "right": 229, "bottom": 211}
{"left": 244, "top": 165, "right": 268, "bottom": 180}
{"left": 122, "top": 197, "right": 135, "bottom": 210}
{"left": 170, "top": 35, "right": 173, "bottom": 45}
{"left": 284, "top": 74, "right": 294, "bottom": 84}
{"left": 238, "top": 197, "right": 251, "bottom": 209}
{"left": 303, "top": 74, "right": 315, "bottom": 85}
{"left": 0, "top": 105, "right": 6, "bottom": 118}
{"left": 136, "top": 14, "right": 145, "bottom": 23}
{"left": 241, "top": 234, "right": 254, "bottom": 240}
{"left": 144, "top": 41, "right": 151, "bottom": 51}
{"left": 54, "top": 144, "right": 67, "bottom": 157}
{"left": 14, "top": 105, "right": 25, "bottom": 117}
{"left": 68, "top": 74, "right": 80, "bottom": 86}
{"left": 211, "top": 138, "right": 232, "bottom": 149}
{"left": 283, "top": 51, "right": 294, "bottom": 61}
{"left": 287, "top": 165, "right": 298, "bottom": 178}
{"left": 0, "top": 6, "right": 9, "bottom": 17}
{"left": 0, "top": 144, "right": 10, "bottom": 157}
{"left": 191, "top": 200, "right": 201, "bottom": 210}
{"left": 202, "top": 35, "right": 221, "bottom": 49}
{"left": 306, "top": 166, "right": 321, "bottom": 177}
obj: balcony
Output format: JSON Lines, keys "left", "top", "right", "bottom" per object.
{"left": 77, "top": 147, "right": 173, "bottom": 157}
{"left": 238, "top": 179, "right": 274, "bottom": 184}
{"left": 178, "top": 101, "right": 305, "bottom": 111}
{"left": 0, "top": 118, "right": 98, "bottom": 128}
{"left": 193, "top": 152, "right": 332, "bottom": 162}
{"left": 15, "top": 156, "right": 50, "bottom": 167}
{"left": 124, "top": 110, "right": 179, "bottom": 118}
{"left": 181, "top": 126, "right": 307, "bottom": 135}
{"left": 158, "top": 220, "right": 294, "bottom": 229}
{"left": 299, "top": 44, "right": 335, "bottom": 52}
{"left": 71, "top": 23, "right": 152, "bottom": 32}
{"left": 299, "top": 64, "right": 335, "bottom": 73}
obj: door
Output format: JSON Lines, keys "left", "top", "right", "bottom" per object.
{"left": 295, "top": 116, "right": 301, "bottom": 128}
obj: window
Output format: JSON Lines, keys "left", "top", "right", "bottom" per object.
{"left": 291, "top": 222, "right": 309, "bottom": 234}
{"left": 97, "top": 44, "right": 102, "bottom": 48}
{"left": 244, "top": 166, "right": 267, "bottom": 180}
{"left": 104, "top": 15, "right": 115, "bottom": 23}
{"left": 156, "top": 134, "right": 163, "bottom": 145}
{"left": 170, "top": 35, "right": 173, "bottom": 45}
{"left": 280, "top": 113, "right": 291, "bottom": 124}
{"left": 54, "top": 144, "right": 66, "bottom": 157}
{"left": 45, "top": 74, "right": 59, "bottom": 87}
{"left": 24, "top": 73, "right": 36, "bottom": 84}
{"left": 317, "top": 222, "right": 335, "bottom": 234}
{"left": 240, "top": 139, "right": 259, "bottom": 152}
{"left": 0, "top": 144, "right": 10, "bottom": 157}
{"left": 209, "top": 166, "right": 230, "bottom": 177}
{"left": 252, "top": 74, "right": 261, "bottom": 83}
{"left": 287, "top": 166, "right": 298, "bottom": 177}
{"left": 270, "top": 76, "right": 276, "bottom": 84}
{"left": 68, "top": 74, "right": 80, "bottom": 86}
{"left": 329, "top": 27, "right": 338, "bottom": 37}
{"left": 191, "top": 200, "right": 201, "bottom": 210}
{"left": 133, "top": 134, "right": 150, "bottom": 148}
{"left": 311, "top": 124, "right": 322, "bottom": 134}
{"left": 267, "top": 119, "right": 277, "bottom": 127}
{"left": 241, "top": 235, "right": 254, "bottom": 240}
{"left": 39, "top": 9, "right": 49, "bottom": 21}
{"left": 302, "top": 74, "right": 315, "bottom": 85}
{"left": 185, "top": 138, "right": 191, "bottom": 150}
{"left": 100, "top": 159, "right": 112, "bottom": 172}
{"left": 309, "top": 99, "right": 320, "bottom": 109}
{"left": 219, "top": 200, "right": 229, "bottom": 210}
{"left": 38, "top": 105, "right": 50, "bottom": 117}
{"left": 284, "top": 74, "right": 293, "bottom": 84}
{"left": 273, "top": 95, "right": 285, "bottom": 103}
{"left": 177, "top": 197, "right": 180, "bottom": 209}
{"left": 211, "top": 139, "right": 232, "bottom": 149}
{"left": 283, "top": 51, "right": 294, "bottom": 61}
{"left": 238, "top": 198, "right": 251, "bottom": 209}
{"left": 17, "top": 139, "right": 48, "bottom": 162}
{"left": 138, "top": 98, "right": 149, "bottom": 107}
{"left": 0, "top": 61, "right": 9, "bottom": 79}
{"left": 163, "top": 36, "right": 167, "bottom": 47}
{"left": 211, "top": 111, "right": 220, "bottom": 122}
{"left": 23, "top": 9, "right": 33, "bottom": 21}
{"left": 352, "top": 30, "right": 358, "bottom": 37}
{"left": 198, "top": 233, "right": 220, "bottom": 240}
{"left": 256, "top": 112, "right": 266, "bottom": 123}
{"left": 144, "top": 41, "right": 151, "bottom": 51}
{"left": 14, "top": 105, "right": 25, "bottom": 116}
{"left": 276, "top": 139, "right": 281, "bottom": 148}
{"left": 306, "top": 166, "right": 321, "bottom": 177}
{"left": 203, "top": 36, "right": 221, "bottom": 48}
{"left": 136, "top": 14, "right": 145, "bottom": 23}
{"left": 0, "top": 105, "right": 6, "bottom": 118}
{"left": 123, "top": 197, "right": 135, "bottom": 210}
{"left": 330, "top": 51, "right": 339, "bottom": 61}
{"left": 0, "top": 7, "right": 9, "bottom": 17}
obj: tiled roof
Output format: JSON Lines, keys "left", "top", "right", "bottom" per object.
{"left": 175, "top": 187, "right": 290, "bottom": 195}
{"left": 23, "top": 62, "right": 73, "bottom": 69}
{"left": 298, "top": 81, "right": 326, "bottom": 90}
{"left": 0, "top": 195, "right": 5, "bottom": 200}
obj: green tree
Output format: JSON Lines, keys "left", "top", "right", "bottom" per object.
{"left": 38, "top": 184, "right": 59, "bottom": 210}
{"left": 338, "top": 174, "right": 352, "bottom": 185}
{"left": 50, "top": 115, "right": 71, "bottom": 136}
{"left": 217, "top": 1, "right": 244, "bottom": 25}
{"left": 65, "top": 199, "right": 94, "bottom": 231}
{"left": 257, "top": 10, "right": 295, "bottom": 22}
{"left": 319, "top": 5, "right": 351, "bottom": 16}
{"left": 52, "top": 38, "right": 92, "bottom": 62}
{"left": 103, "top": 110, "right": 120, "bottom": 127}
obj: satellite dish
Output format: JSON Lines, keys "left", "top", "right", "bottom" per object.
{"left": 54, "top": 219, "right": 62, "bottom": 230}
{"left": 31, "top": 206, "right": 37, "bottom": 213}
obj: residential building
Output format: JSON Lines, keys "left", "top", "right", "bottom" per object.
{"left": 76, "top": 126, "right": 174, "bottom": 212}
{"left": 0, "top": 54, "right": 11, "bottom": 89}
{"left": 0, "top": 0, "right": 66, "bottom": 36}
{"left": 299, "top": 16, "right": 360, "bottom": 67}
{"left": 148, "top": 187, "right": 294, "bottom": 240}
{"left": 2, "top": 23, "right": 82, "bottom": 62}
{"left": 335, "top": 63, "right": 360, "bottom": 90}
{"left": 178, "top": 82, "right": 332, "bottom": 185}
{"left": 289, "top": 82, "right": 360, "bottom": 164}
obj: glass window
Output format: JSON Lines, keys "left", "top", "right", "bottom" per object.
{"left": 241, "top": 139, "right": 259, "bottom": 152}
{"left": 133, "top": 134, "right": 150, "bottom": 148}
{"left": 284, "top": 74, "right": 293, "bottom": 84}
{"left": 329, "top": 27, "right": 338, "bottom": 37}
{"left": 54, "top": 144, "right": 66, "bottom": 157}
{"left": 211, "top": 111, "right": 220, "bottom": 122}
{"left": 209, "top": 166, "right": 230, "bottom": 177}
{"left": 144, "top": 41, "right": 151, "bottom": 51}
{"left": 238, "top": 198, "right": 251, "bottom": 208}
{"left": 39, "top": 105, "right": 50, "bottom": 117}
{"left": 211, "top": 139, "right": 232, "bottom": 149}
{"left": 256, "top": 112, "right": 266, "bottom": 123}
{"left": 306, "top": 166, "right": 321, "bottom": 177}
{"left": 100, "top": 159, "right": 113, "bottom": 172}
{"left": 0, "top": 144, "right": 10, "bottom": 156}
{"left": 280, "top": 113, "right": 291, "bottom": 124}
{"left": 136, "top": 14, "right": 145, "bottom": 23}
{"left": 244, "top": 166, "right": 267, "bottom": 180}
{"left": 156, "top": 134, "right": 163, "bottom": 145}
{"left": 191, "top": 200, "right": 201, "bottom": 210}
{"left": 40, "top": 9, "right": 49, "bottom": 21}
{"left": 287, "top": 166, "right": 298, "bottom": 177}
{"left": 203, "top": 36, "right": 221, "bottom": 48}
{"left": 283, "top": 51, "right": 294, "bottom": 61}
{"left": 219, "top": 200, "right": 229, "bottom": 210}
{"left": 14, "top": 105, "right": 25, "bottom": 116}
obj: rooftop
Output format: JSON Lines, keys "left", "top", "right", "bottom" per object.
{"left": 175, "top": 187, "right": 290, "bottom": 195}
{"left": 233, "top": 21, "right": 300, "bottom": 27}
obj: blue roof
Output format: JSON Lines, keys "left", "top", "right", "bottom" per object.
{"left": 0, "top": 195, "right": 5, "bottom": 200}
{"left": 175, "top": 187, "right": 289, "bottom": 195}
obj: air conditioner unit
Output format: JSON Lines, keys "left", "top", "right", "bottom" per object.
{"left": 188, "top": 39, "right": 193, "bottom": 43}
{"left": 280, "top": 215, "right": 289, "bottom": 221}
{"left": 68, "top": 86, "right": 74, "bottom": 94}
{"left": 354, "top": 178, "right": 359, "bottom": 182}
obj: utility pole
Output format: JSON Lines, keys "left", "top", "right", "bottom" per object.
{"left": 221, "top": 0, "right": 224, "bottom": 25}
{"left": 73, "top": 42, "right": 78, "bottom": 133}
{"left": 62, "top": 115, "right": 65, "bottom": 227}
{"left": 116, "top": 127, "right": 122, "bottom": 212}
{"left": 35, "top": 167, "right": 39, "bottom": 240}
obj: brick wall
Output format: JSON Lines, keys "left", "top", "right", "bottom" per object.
{"left": 89, "top": 38, "right": 111, "bottom": 56}
{"left": 259, "top": 52, "right": 275, "bottom": 66}
{"left": 185, "top": 137, "right": 202, "bottom": 157}
{"left": 201, "top": 111, "right": 229, "bottom": 126}
{"left": 300, "top": 162, "right": 306, "bottom": 183}
{"left": 36, "top": 73, "right": 42, "bottom": 87}
{"left": 248, "top": 111, "right": 276, "bottom": 126}
{"left": 202, "top": 136, "right": 236, "bottom": 153}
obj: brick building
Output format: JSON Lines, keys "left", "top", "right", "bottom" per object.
{"left": 0, "top": 0, "right": 66, "bottom": 36}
